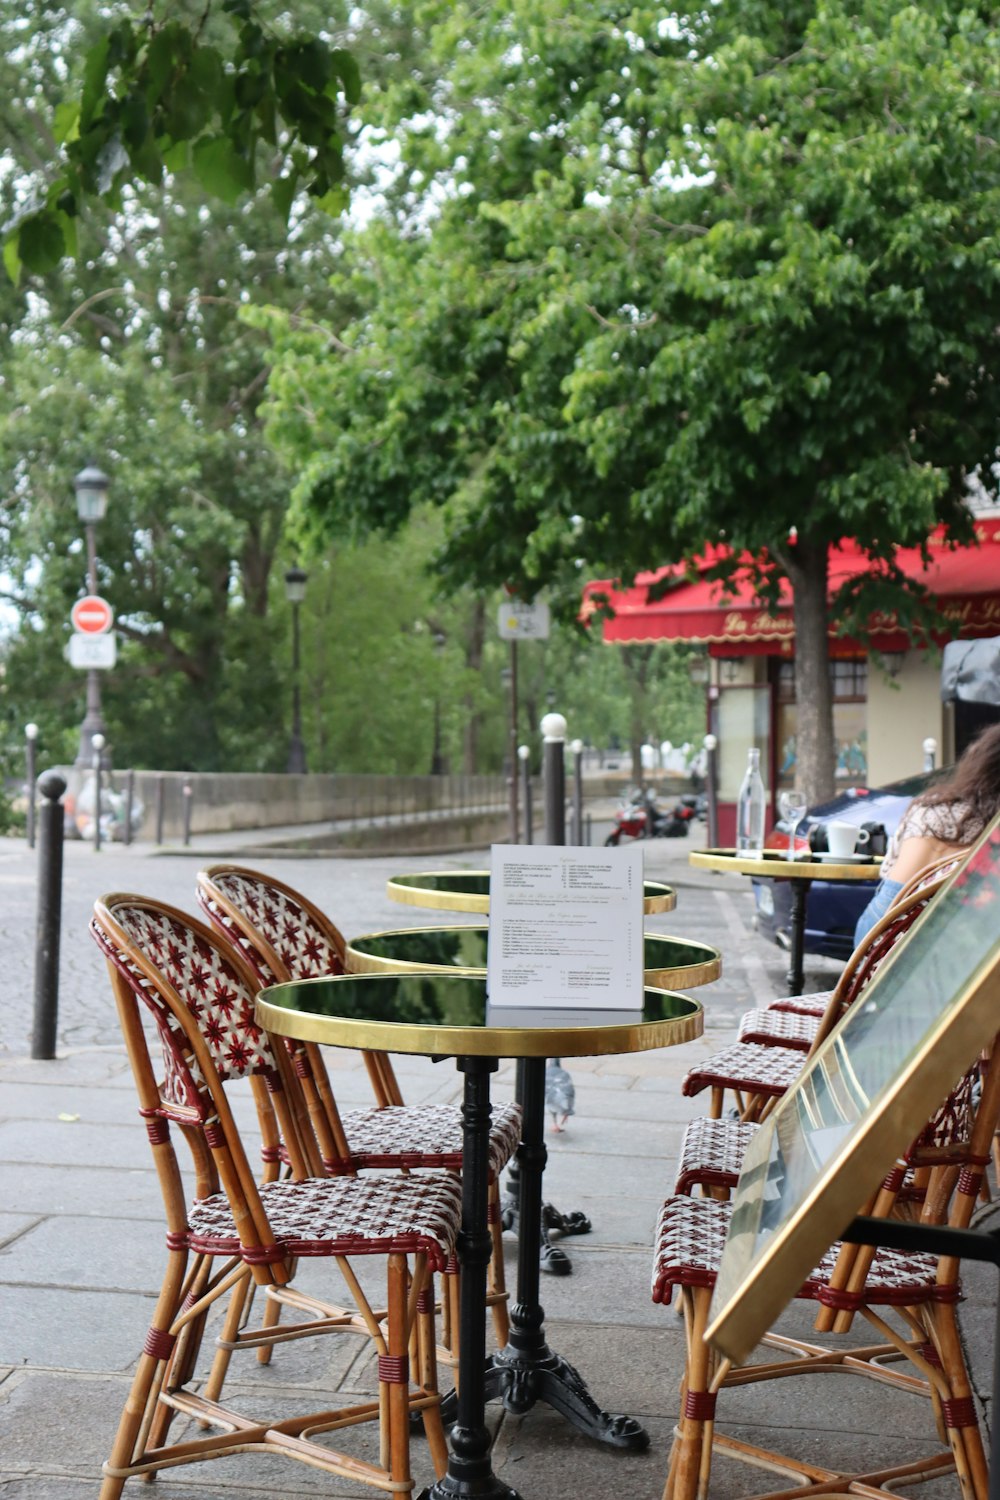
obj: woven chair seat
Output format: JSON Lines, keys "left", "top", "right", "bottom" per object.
{"left": 682, "top": 1041, "right": 804, "bottom": 1099}
{"left": 651, "top": 1195, "right": 955, "bottom": 1311}
{"left": 188, "top": 1170, "right": 462, "bottom": 1270}
{"left": 766, "top": 988, "right": 833, "bottom": 1017}
{"left": 340, "top": 1102, "right": 523, "bottom": 1176}
{"left": 674, "top": 1116, "right": 759, "bottom": 1193}
{"left": 674, "top": 1116, "right": 920, "bottom": 1201}
{"left": 737, "top": 1008, "right": 819, "bottom": 1051}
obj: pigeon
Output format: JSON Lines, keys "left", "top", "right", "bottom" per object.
{"left": 545, "top": 1058, "right": 575, "bottom": 1133}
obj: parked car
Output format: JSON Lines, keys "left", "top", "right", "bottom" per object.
{"left": 751, "top": 772, "right": 937, "bottom": 960}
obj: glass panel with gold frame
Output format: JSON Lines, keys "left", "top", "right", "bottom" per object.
{"left": 707, "top": 813, "right": 1000, "bottom": 1364}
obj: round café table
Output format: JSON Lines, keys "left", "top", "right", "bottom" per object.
{"left": 386, "top": 869, "right": 676, "bottom": 915}
{"left": 689, "top": 847, "right": 882, "bottom": 996}
{"left": 345, "top": 923, "right": 722, "bottom": 990}
{"left": 256, "top": 972, "right": 703, "bottom": 1500}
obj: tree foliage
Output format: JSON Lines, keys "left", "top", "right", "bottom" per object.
{"left": 259, "top": 0, "right": 1000, "bottom": 801}
{"left": 3, "top": 0, "right": 359, "bottom": 281}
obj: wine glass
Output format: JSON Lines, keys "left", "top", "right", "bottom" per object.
{"left": 778, "top": 789, "right": 808, "bottom": 860}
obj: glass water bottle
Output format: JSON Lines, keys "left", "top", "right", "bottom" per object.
{"left": 736, "top": 747, "right": 766, "bottom": 855}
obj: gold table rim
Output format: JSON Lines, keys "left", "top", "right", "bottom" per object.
{"left": 385, "top": 870, "right": 677, "bottom": 914}
{"left": 689, "top": 848, "right": 883, "bottom": 880}
{"left": 256, "top": 975, "right": 704, "bottom": 1059}
{"left": 345, "top": 923, "right": 722, "bottom": 990}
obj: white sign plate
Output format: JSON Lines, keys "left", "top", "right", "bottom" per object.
{"left": 69, "top": 631, "right": 117, "bottom": 669}
{"left": 487, "top": 843, "right": 643, "bottom": 1010}
{"left": 497, "top": 600, "right": 551, "bottom": 640}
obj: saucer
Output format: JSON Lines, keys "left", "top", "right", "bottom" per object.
{"left": 815, "top": 851, "right": 874, "bottom": 864}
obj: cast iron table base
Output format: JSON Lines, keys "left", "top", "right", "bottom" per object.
{"left": 421, "top": 1055, "right": 647, "bottom": 1500}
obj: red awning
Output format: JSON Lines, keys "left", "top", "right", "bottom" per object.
{"left": 583, "top": 520, "right": 1000, "bottom": 653}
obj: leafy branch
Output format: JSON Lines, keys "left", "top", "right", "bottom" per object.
{"left": 3, "top": 0, "right": 360, "bottom": 282}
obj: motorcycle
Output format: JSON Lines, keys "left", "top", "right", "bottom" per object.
{"left": 604, "top": 788, "right": 699, "bottom": 845}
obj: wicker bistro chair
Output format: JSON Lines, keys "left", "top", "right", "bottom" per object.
{"left": 680, "top": 878, "right": 947, "bottom": 1124}
{"left": 195, "top": 865, "right": 519, "bottom": 1347}
{"left": 755, "top": 856, "right": 967, "bottom": 1030}
{"left": 90, "top": 894, "right": 462, "bottom": 1500}
{"left": 652, "top": 1039, "right": 1000, "bottom": 1500}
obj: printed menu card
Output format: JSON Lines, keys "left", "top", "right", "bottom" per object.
{"left": 487, "top": 844, "right": 643, "bottom": 1010}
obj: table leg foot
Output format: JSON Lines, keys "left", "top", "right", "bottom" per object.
{"left": 419, "top": 1468, "right": 520, "bottom": 1500}
{"left": 485, "top": 1347, "right": 650, "bottom": 1452}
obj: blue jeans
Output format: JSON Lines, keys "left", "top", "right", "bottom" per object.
{"left": 853, "top": 877, "right": 904, "bottom": 950}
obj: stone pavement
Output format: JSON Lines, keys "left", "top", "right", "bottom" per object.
{"left": 0, "top": 825, "right": 994, "bottom": 1498}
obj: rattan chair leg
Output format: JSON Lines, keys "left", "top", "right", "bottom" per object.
{"left": 926, "top": 1302, "right": 989, "bottom": 1500}
{"left": 99, "top": 1247, "right": 191, "bottom": 1499}
{"left": 486, "top": 1179, "right": 510, "bottom": 1346}
{"left": 386, "top": 1254, "right": 414, "bottom": 1494}
{"left": 668, "top": 1286, "right": 716, "bottom": 1500}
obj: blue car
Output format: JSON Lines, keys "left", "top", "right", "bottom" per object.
{"left": 751, "top": 773, "right": 935, "bottom": 960}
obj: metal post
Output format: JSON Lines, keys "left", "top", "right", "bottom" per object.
{"left": 508, "top": 640, "right": 520, "bottom": 843}
{"left": 570, "top": 738, "right": 584, "bottom": 845}
{"left": 32, "top": 771, "right": 66, "bottom": 1060}
{"left": 92, "top": 733, "right": 105, "bottom": 853}
{"left": 923, "top": 736, "right": 938, "bottom": 773}
{"left": 155, "top": 775, "right": 165, "bottom": 845}
{"left": 287, "top": 596, "right": 307, "bottom": 773}
{"left": 182, "top": 781, "right": 193, "bottom": 847}
{"left": 518, "top": 744, "right": 532, "bottom": 845}
{"left": 123, "top": 769, "right": 135, "bottom": 846}
{"left": 75, "top": 518, "right": 108, "bottom": 767}
{"left": 542, "top": 712, "right": 567, "bottom": 845}
{"left": 25, "top": 723, "right": 38, "bottom": 848}
{"left": 704, "top": 733, "right": 719, "bottom": 848}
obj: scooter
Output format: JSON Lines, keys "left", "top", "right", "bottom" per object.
{"left": 604, "top": 788, "right": 698, "bottom": 845}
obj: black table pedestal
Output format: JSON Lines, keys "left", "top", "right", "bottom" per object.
{"left": 425, "top": 1056, "right": 520, "bottom": 1500}
{"left": 785, "top": 879, "right": 811, "bottom": 996}
{"left": 499, "top": 1059, "right": 592, "bottom": 1275}
{"left": 483, "top": 1057, "right": 648, "bottom": 1452}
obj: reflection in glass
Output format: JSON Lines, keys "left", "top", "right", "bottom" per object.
{"left": 714, "top": 821, "right": 1000, "bottom": 1351}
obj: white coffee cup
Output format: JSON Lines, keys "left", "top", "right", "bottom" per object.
{"left": 827, "top": 821, "right": 869, "bottom": 858}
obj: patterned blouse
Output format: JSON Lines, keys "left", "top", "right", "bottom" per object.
{"left": 881, "top": 799, "right": 985, "bottom": 878}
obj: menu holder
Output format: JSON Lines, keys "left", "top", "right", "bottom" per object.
{"left": 487, "top": 844, "right": 644, "bottom": 1011}
{"left": 707, "top": 814, "right": 1000, "bottom": 1364}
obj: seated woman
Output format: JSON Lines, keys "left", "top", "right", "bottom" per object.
{"left": 853, "top": 722, "right": 1000, "bottom": 947}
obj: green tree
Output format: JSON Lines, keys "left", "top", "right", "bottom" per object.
{"left": 260, "top": 0, "right": 1000, "bottom": 805}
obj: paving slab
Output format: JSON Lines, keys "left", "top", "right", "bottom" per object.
{"left": 0, "top": 831, "right": 992, "bottom": 1499}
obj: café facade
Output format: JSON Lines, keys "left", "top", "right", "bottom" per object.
{"left": 584, "top": 519, "right": 1000, "bottom": 834}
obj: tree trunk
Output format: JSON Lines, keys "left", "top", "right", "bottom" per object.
{"left": 462, "top": 597, "right": 486, "bottom": 773}
{"left": 623, "top": 645, "right": 654, "bottom": 787}
{"left": 785, "top": 536, "right": 837, "bottom": 806}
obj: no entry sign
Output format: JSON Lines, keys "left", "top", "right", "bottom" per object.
{"left": 70, "top": 594, "right": 113, "bottom": 634}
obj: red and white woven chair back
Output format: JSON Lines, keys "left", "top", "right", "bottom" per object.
{"left": 93, "top": 896, "right": 284, "bottom": 1097}
{"left": 197, "top": 866, "right": 345, "bottom": 986}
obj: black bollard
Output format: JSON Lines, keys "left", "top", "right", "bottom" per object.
{"left": 570, "top": 738, "right": 584, "bottom": 845}
{"left": 182, "top": 781, "right": 193, "bottom": 846}
{"left": 92, "top": 735, "right": 105, "bottom": 853}
{"left": 123, "top": 769, "right": 135, "bottom": 846}
{"left": 704, "top": 733, "right": 719, "bottom": 848}
{"left": 25, "top": 723, "right": 38, "bottom": 849}
{"left": 518, "top": 744, "right": 533, "bottom": 845}
{"left": 32, "top": 772, "right": 66, "bottom": 1060}
{"left": 542, "top": 712, "right": 566, "bottom": 845}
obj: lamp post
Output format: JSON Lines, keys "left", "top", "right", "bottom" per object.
{"left": 73, "top": 464, "right": 109, "bottom": 766}
{"left": 284, "top": 565, "right": 308, "bottom": 774}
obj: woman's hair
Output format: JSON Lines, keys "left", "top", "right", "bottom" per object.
{"left": 918, "top": 722, "right": 1000, "bottom": 840}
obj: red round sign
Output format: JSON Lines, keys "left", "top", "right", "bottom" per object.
{"left": 70, "top": 595, "right": 114, "bottom": 635}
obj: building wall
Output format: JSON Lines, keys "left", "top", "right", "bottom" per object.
{"left": 866, "top": 652, "right": 944, "bottom": 784}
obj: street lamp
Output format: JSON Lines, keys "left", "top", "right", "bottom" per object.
{"left": 73, "top": 464, "right": 110, "bottom": 766}
{"left": 284, "top": 565, "right": 308, "bottom": 774}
